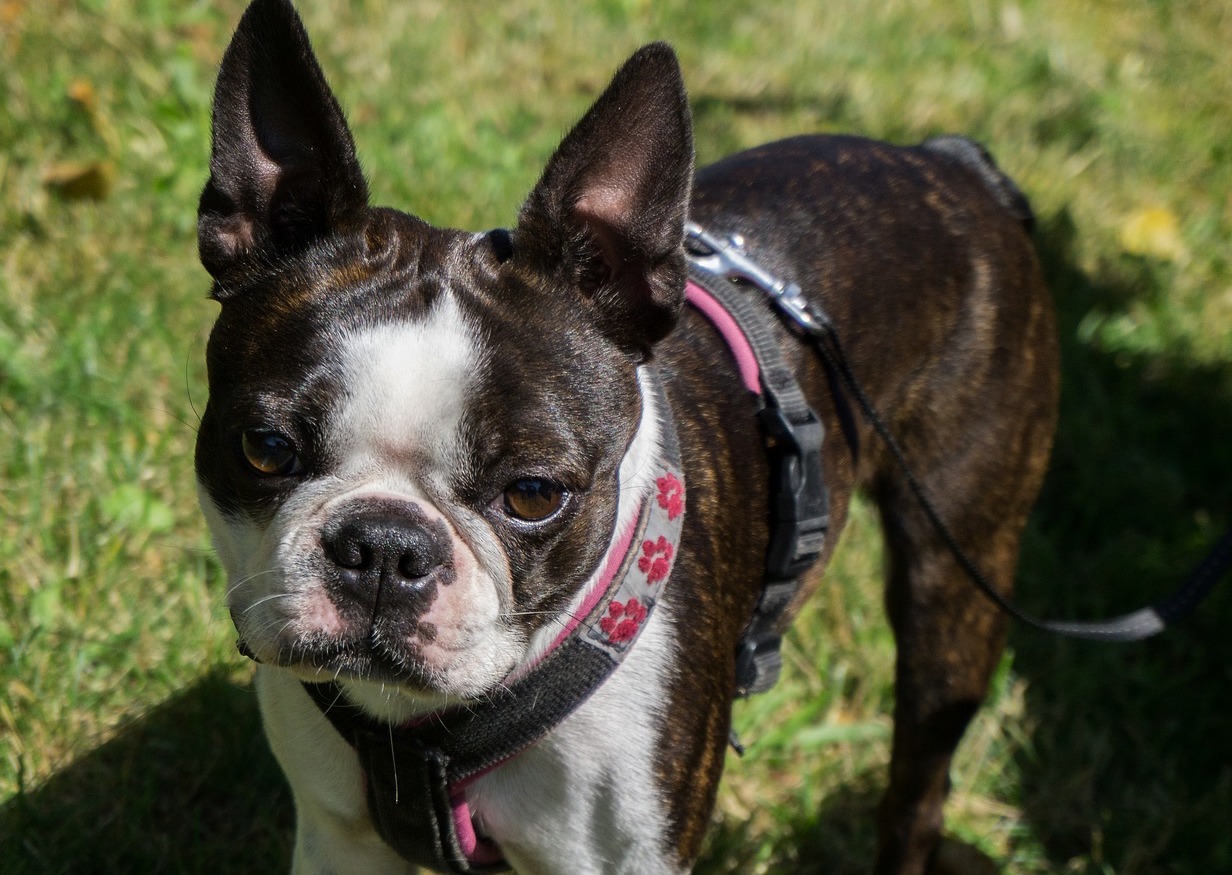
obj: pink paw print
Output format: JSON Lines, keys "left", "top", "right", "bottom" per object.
{"left": 638, "top": 536, "right": 675, "bottom": 584}
{"left": 599, "top": 598, "right": 648, "bottom": 644}
{"left": 656, "top": 473, "right": 684, "bottom": 520}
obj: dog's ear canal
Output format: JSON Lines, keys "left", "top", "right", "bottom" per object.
{"left": 515, "top": 43, "right": 695, "bottom": 356}
{"left": 198, "top": 0, "right": 369, "bottom": 283}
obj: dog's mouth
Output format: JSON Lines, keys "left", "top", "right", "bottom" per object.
{"left": 240, "top": 628, "right": 442, "bottom": 690}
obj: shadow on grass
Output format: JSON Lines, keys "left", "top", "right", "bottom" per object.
{"left": 1009, "top": 211, "right": 1232, "bottom": 873}
{"left": 698, "top": 778, "right": 882, "bottom": 875}
{"left": 0, "top": 671, "right": 291, "bottom": 875}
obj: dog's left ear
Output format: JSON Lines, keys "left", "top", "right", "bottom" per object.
{"left": 515, "top": 43, "right": 694, "bottom": 356}
{"left": 198, "top": 0, "right": 369, "bottom": 285}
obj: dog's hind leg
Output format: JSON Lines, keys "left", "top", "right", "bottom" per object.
{"left": 869, "top": 380, "right": 1055, "bottom": 875}
{"left": 873, "top": 505, "right": 1014, "bottom": 874}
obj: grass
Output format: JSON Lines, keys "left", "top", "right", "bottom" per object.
{"left": 2, "top": 0, "right": 1230, "bottom": 872}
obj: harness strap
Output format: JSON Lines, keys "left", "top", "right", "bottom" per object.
{"left": 686, "top": 264, "right": 829, "bottom": 696}
{"left": 303, "top": 640, "right": 621, "bottom": 872}
{"left": 304, "top": 682, "right": 503, "bottom": 873}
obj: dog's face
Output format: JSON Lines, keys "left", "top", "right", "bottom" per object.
{"left": 194, "top": 0, "right": 692, "bottom": 711}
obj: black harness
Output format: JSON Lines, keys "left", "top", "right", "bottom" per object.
{"left": 684, "top": 222, "right": 1232, "bottom": 643}
{"left": 682, "top": 263, "right": 830, "bottom": 696}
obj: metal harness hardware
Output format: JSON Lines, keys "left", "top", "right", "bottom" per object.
{"left": 685, "top": 222, "right": 831, "bottom": 697}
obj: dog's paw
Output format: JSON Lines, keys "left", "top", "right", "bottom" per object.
{"left": 928, "top": 837, "right": 1000, "bottom": 875}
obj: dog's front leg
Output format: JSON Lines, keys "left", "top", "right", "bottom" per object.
{"left": 256, "top": 668, "right": 420, "bottom": 875}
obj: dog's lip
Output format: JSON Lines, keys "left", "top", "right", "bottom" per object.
{"left": 258, "top": 635, "right": 439, "bottom": 689}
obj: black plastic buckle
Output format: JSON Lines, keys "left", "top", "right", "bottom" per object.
{"left": 757, "top": 406, "right": 829, "bottom": 580}
{"left": 733, "top": 579, "right": 798, "bottom": 696}
{"left": 734, "top": 635, "right": 783, "bottom": 697}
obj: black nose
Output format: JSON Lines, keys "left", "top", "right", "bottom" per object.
{"left": 322, "top": 504, "right": 452, "bottom": 611}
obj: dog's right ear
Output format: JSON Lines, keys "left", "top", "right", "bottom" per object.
{"left": 513, "top": 43, "right": 694, "bottom": 357}
{"left": 198, "top": 0, "right": 369, "bottom": 285}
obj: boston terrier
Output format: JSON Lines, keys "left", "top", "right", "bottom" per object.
{"left": 194, "top": 1, "right": 1059, "bottom": 873}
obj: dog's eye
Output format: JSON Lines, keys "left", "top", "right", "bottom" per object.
{"left": 503, "top": 478, "right": 567, "bottom": 522}
{"left": 240, "top": 430, "right": 304, "bottom": 477}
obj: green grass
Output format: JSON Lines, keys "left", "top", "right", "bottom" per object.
{"left": 2, "top": 0, "right": 1230, "bottom": 872}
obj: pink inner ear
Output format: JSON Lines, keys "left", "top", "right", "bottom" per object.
{"left": 213, "top": 214, "right": 256, "bottom": 259}
{"left": 575, "top": 180, "right": 634, "bottom": 228}
{"left": 574, "top": 186, "right": 636, "bottom": 280}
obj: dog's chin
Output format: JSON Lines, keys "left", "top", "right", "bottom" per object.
{"left": 329, "top": 675, "right": 468, "bottom": 722}
{"left": 278, "top": 643, "right": 431, "bottom": 688}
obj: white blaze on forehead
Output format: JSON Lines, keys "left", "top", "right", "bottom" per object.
{"left": 329, "top": 293, "right": 478, "bottom": 478}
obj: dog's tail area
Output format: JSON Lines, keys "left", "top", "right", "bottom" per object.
{"left": 921, "top": 135, "right": 1036, "bottom": 235}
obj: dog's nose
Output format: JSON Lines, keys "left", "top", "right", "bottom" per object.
{"left": 322, "top": 506, "right": 451, "bottom": 610}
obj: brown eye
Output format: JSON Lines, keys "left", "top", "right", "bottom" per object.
{"left": 240, "top": 430, "right": 304, "bottom": 476}
{"left": 503, "top": 478, "right": 568, "bottom": 522}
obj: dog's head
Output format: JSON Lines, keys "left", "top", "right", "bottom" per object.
{"left": 194, "top": 0, "right": 693, "bottom": 715}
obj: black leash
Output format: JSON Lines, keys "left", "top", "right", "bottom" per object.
{"left": 812, "top": 322, "right": 1232, "bottom": 642}
{"left": 685, "top": 222, "right": 1232, "bottom": 644}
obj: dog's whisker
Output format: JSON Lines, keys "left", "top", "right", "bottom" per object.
{"left": 242, "top": 591, "right": 298, "bottom": 614}
{"left": 223, "top": 568, "right": 280, "bottom": 600}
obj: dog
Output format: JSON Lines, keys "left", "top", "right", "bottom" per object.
{"left": 194, "top": 1, "right": 1059, "bottom": 872}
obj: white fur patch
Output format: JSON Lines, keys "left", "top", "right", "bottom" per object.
{"left": 328, "top": 293, "right": 477, "bottom": 488}
{"left": 256, "top": 667, "right": 417, "bottom": 875}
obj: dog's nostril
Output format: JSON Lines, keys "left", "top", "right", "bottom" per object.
{"left": 326, "top": 527, "right": 372, "bottom": 570}
{"left": 397, "top": 551, "right": 433, "bottom": 580}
